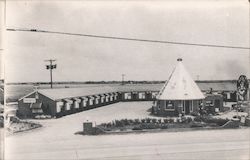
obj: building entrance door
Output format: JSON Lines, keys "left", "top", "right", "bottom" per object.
{"left": 185, "top": 100, "right": 190, "bottom": 114}
{"left": 214, "top": 100, "right": 220, "bottom": 111}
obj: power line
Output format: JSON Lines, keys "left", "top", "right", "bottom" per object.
{"left": 6, "top": 27, "right": 250, "bottom": 50}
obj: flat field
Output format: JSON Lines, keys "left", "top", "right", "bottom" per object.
{"left": 5, "top": 102, "right": 250, "bottom": 160}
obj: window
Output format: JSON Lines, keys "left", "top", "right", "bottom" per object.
{"left": 74, "top": 101, "right": 79, "bottom": 109}
{"left": 139, "top": 92, "right": 146, "bottom": 99}
{"left": 89, "top": 98, "right": 94, "bottom": 105}
{"left": 205, "top": 100, "right": 214, "bottom": 106}
{"left": 124, "top": 93, "right": 132, "bottom": 99}
{"left": 190, "top": 101, "right": 193, "bottom": 112}
{"left": 101, "top": 97, "right": 105, "bottom": 103}
{"left": 95, "top": 98, "right": 99, "bottom": 104}
{"left": 56, "top": 102, "right": 63, "bottom": 113}
{"left": 83, "top": 100, "right": 87, "bottom": 107}
{"left": 152, "top": 92, "right": 158, "bottom": 99}
{"left": 105, "top": 96, "right": 109, "bottom": 102}
{"left": 66, "top": 103, "right": 71, "bottom": 110}
{"left": 165, "top": 101, "right": 175, "bottom": 110}
{"left": 110, "top": 95, "right": 113, "bottom": 101}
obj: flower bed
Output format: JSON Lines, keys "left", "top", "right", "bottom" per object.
{"left": 97, "top": 116, "right": 230, "bottom": 133}
{"left": 6, "top": 117, "right": 42, "bottom": 134}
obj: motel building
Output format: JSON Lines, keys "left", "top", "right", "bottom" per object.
{"left": 152, "top": 58, "right": 205, "bottom": 116}
{"left": 17, "top": 59, "right": 237, "bottom": 119}
{"left": 17, "top": 86, "right": 159, "bottom": 118}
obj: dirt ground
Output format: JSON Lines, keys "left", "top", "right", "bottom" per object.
{"left": 0, "top": 128, "right": 4, "bottom": 160}
{"left": 4, "top": 102, "right": 250, "bottom": 160}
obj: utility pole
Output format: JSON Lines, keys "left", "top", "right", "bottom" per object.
{"left": 122, "top": 74, "right": 125, "bottom": 85}
{"left": 45, "top": 59, "right": 56, "bottom": 88}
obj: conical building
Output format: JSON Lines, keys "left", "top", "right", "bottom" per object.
{"left": 154, "top": 58, "right": 205, "bottom": 116}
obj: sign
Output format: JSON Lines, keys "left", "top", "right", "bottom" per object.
{"left": 23, "top": 98, "right": 36, "bottom": 103}
{"left": 237, "top": 75, "right": 249, "bottom": 101}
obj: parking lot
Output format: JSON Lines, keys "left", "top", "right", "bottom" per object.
{"left": 4, "top": 102, "right": 250, "bottom": 160}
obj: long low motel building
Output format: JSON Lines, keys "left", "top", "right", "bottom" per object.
{"left": 18, "top": 85, "right": 159, "bottom": 118}
{"left": 17, "top": 80, "right": 241, "bottom": 118}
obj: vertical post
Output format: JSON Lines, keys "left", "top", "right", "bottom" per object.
{"left": 122, "top": 74, "right": 125, "bottom": 85}
{"left": 45, "top": 59, "right": 56, "bottom": 89}
{"left": 50, "top": 60, "right": 53, "bottom": 89}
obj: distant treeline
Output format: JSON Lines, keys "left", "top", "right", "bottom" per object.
{"left": 5, "top": 79, "right": 246, "bottom": 85}
{"left": 6, "top": 81, "right": 166, "bottom": 85}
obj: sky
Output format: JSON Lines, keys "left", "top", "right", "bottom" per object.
{"left": 3, "top": 0, "right": 250, "bottom": 83}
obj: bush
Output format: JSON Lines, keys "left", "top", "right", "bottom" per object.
{"left": 163, "top": 119, "right": 168, "bottom": 123}
{"left": 158, "top": 119, "right": 162, "bottom": 124}
{"left": 182, "top": 117, "right": 193, "bottom": 123}
{"left": 152, "top": 118, "right": 157, "bottom": 123}
{"left": 115, "top": 120, "right": 124, "bottom": 127}
{"left": 190, "top": 112, "right": 199, "bottom": 117}
{"left": 134, "top": 119, "right": 140, "bottom": 125}
{"left": 194, "top": 116, "right": 202, "bottom": 122}
{"left": 141, "top": 119, "right": 146, "bottom": 123}
{"left": 169, "top": 118, "right": 174, "bottom": 123}
{"left": 140, "top": 123, "right": 159, "bottom": 129}
{"left": 120, "top": 119, "right": 130, "bottom": 126}
{"left": 146, "top": 118, "right": 151, "bottom": 123}
{"left": 160, "top": 125, "right": 168, "bottom": 129}
{"left": 107, "top": 122, "right": 112, "bottom": 128}
{"left": 128, "top": 119, "right": 134, "bottom": 124}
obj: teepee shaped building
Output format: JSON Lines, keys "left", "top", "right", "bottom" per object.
{"left": 154, "top": 58, "right": 205, "bottom": 116}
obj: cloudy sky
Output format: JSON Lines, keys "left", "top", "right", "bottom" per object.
{"left": 4, "top": 0, "right": 250, "bottom": 83}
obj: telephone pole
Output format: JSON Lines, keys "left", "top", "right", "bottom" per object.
{"left": 45, "top": 59, "right": 56, "bottom": 88}
{"left": 122, "top": 74, "right": 125, "bottom": 85}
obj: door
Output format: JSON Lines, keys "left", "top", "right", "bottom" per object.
{"left": 185, "top": 100, "right": 190, "bottom": 114}
{"left": 214, "top": 99, "right": 220, "bottom": 112}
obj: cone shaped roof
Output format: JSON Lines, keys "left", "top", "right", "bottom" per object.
{"left": 157, "top": 58, "right": 205, "bottom": 100}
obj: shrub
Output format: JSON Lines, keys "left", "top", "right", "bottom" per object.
{"left": 141, "top": 123, "right": 159, "bottom": 129}
{"left": 163, "top": 119, "right": 168, "bottom": 123}
{"left": 152, "top": 118, "right": 157, "bottom": 123}
{"left": 107, "top": 122, "right": 112, "bottom": 128}
{"left": 194, "top": 116, "right": 202, "bottom": 122}
{"left": 182, "top": 117, "right": 193, "bottom": 123}
{"left": 128, "top": 119, "right": 134, "bottom": 124}
{"left": 134, "top": 119, "right": 140, "bottom": 125}
{"left": 160, "top": 125, "right": 168, "bottom": 129}
{"left": 141, "top": 119, "right": 146, "bottom": 123}
{"left": 158, "top": 119, "right": 162, "bottom": 124}
{"left": 121, "top": 119, "right": 130, "bottom": 126}
{"left": 169, "top": 118, "right": 174, "bottom": 123}
{"left": 190, "top": 112, "right": 199, "bottom": 117}
{"left": 115, "top": 120, "right": 124, "bottom": 127}
{"left": 146, "top": 118, "right": 151, "bottom": 123}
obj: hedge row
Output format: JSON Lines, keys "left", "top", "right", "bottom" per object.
{"left": 99, "top": 117, "right": 193, "bottom": 128}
